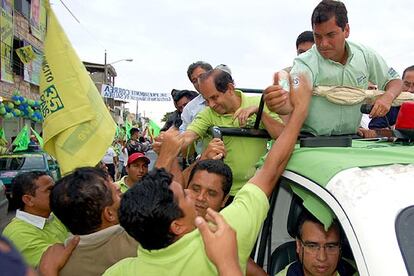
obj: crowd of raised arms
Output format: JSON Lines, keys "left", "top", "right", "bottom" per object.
{"left": 2, "top": 0, "right": 413, "bottom": 275}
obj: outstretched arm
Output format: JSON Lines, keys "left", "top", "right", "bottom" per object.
{"left": 249, "top": 74, "right": 311, "bottom": 197}
{"left": 370, "top": 79, "right": 402, "bottom": 118}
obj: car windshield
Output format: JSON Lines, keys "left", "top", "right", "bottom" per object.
{"left": 0, "top": 155, "right": 45, "bottom": 170}
{"left": 396, "top": 205, "right": 414, "bottom": 275}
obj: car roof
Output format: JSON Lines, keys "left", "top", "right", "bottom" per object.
{"left": 281, "top": 140, "right": 414, "bottom": 229}
{"left": 0, "top": 152, "right": 45, "bottom": 158}
{"left": 286, "top": 140, "right": 414, "bottom": 186}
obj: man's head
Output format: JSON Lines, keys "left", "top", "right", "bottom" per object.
{"left": 312, "top": 0, "right": 349, "bottom": 63}
{"left": 296, "top": 210, "right": 341, "bottom": 276}
{"left": 126, "top": 152, "right": 150, "bottom": 183}
{"left": 296, "top": 31, "right": 315, "bottom": 55}
{"left": 198, "top": 68, "right": 236, "bottom": 114}
{"left": 171, "top": 89, "right": 198, "bottom": 113}
{"left": 11, "top": 171, "right": 53, "bottom": 218}
{"left": 130, "top": 128, "right": 140, "bottom": 140}
{"left": 187, "top": 61, "right": 213, "bottom": 92}
{"left": 119, "top": 168, "right": 196, "bottom": 250}
{"left": 402, "top": 65, "right": 414, "bottom": 93}
{"left": 50, "top": 167, "right": 121, "bottom": 235}
{"left": 187, "top": 160, "right": 232, "bottom": 217}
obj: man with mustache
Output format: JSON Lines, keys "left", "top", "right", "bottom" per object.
{"left": 264, "top": 0, "right": 402, "bottom": 136}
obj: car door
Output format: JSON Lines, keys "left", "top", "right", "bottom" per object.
{"left": 254, "top": 172, "right": 369, "bottom": 276}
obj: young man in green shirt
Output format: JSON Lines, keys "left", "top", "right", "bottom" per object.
{"left": 103, "top": 73, "right": 312, "bottom": 275}
{"left": 182, "top": 67, "right": 285, "bottom": 197}
{"left": 115, "top": 152, "right": 150, "bottom": 193}
{"left": 264, "top": 0, "right": 402, "bottom": 136}
{"left": 2, "top": 171, "right": 68, "bottom": 267}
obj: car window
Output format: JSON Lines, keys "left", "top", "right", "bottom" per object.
{"left": 46, "top": 155, "right": 55, "bottom": 167}
{"left": 396, "top": 205, "right": 414, "bottom": 275}
{"left": 0, "top": 156, "right": 45, "bottom": 170}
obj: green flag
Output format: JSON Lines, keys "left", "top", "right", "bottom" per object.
{"left": 13, "top": 125, "right": 30, "bottom": 152}
{"left": 125, "top": 119, "right": 132, "bottom": 140}
{"left": 148, "top": 119, "right": 161, "bottom": 138}
{"left": 31, "top": 127, "right": 44, "bottom": 148}
{"left": 115, "top": 125, "right": 120, "bottom": 139}
{"left": 0, "top": 127, "right": 7, "bottom": 143}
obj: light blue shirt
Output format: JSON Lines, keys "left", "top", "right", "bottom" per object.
{"left": 179, "top": 94, "right": 206, "bottom": 132}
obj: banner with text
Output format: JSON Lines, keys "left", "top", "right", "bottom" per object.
{"left": 1, "top": 0, "right": 14, "bottom": 83}
{"left": 101, "top": 84, "right": 171, "bottom": 102}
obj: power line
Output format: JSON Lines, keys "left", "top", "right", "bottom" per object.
{"left": 58, "top": 0, "right": 80, "bottom": 23}
{"left": 56, "top": 0, "right": 106, "bottom": 50}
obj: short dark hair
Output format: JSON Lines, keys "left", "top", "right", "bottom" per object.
{"left": 171, "top": 89, "right": 198, "bottom": 103}
{"left": 187, "top": 61, "right": 213, "bottom": 81}
{"left": 188, "top": 160, "right": 232, "bottom": 196}
{"left": 130, "top": 128, "right": 139, "bottom": 137}
{"left": 402, "top": 65, "right": 414, "bottom": 79}
{"left": 50, "top": 167, "right": 113, "bottom": 235}
{"left": 311, "top": 0, "right": 348, "bottom": 30}
{"left": 11, "top": 171, "right": 48, "bottom": 210}
{"left": 296, "top": 31, "right": 314, "bottom": 49}
{"left": 199, "top": 68, "right": 234, "bottom": 93}
{"left": 119, "top": 168, "right": 183, "bottom": 250}
{"left": 296, "top": 209, "right": 341, "bottom": 242}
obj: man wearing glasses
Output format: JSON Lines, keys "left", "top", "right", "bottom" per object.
{"left": 277, "top": 210, "right": 357, "bottom": 276}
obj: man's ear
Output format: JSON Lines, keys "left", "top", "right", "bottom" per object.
{"left": 344, "top": 23, "right": 350, "bottom": 38}
{"left": 102, "top": 206, "right": 117, "bottom": 223}
{"left": 170, "top": 219, "right": 185, "bottom": 236}
{"left": 22, "top": 194, "right": 34, "bottom": 207}
{"left": 220, "top": 194, "right": 230, "bottom": 208}
{"left": 296, "top": 238, "right": 302, "bottom": 255}
{"left": 227, "top": 83, "right": 235, "bottom": 94}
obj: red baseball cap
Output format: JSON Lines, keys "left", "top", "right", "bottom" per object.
{"left": 127, "top": 153, "right": 150, "bottom": 166}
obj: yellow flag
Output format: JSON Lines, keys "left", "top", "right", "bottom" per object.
{"left": 40, "top": 3, "right": 116, "bottom": 175}
{"left": 15, "top": 45, "right": 35, "bottom": 64}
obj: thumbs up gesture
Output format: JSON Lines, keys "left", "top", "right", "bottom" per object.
{"left": 263, "top": 70, "right": 293, "bottom": 115}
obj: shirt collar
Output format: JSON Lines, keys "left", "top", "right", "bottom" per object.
{"left": 15, "top": 209, "right": 53, "bottom": 230}
{"left": 66, "top": 224, "right": 125, "bottom": 247}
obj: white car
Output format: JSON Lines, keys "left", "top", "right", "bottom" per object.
{"left": 254, "top": 139, "right": 414, "bottom": 276}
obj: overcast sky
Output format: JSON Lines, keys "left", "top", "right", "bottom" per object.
{"left": 51, "top": 0, "right": 414, "bottom": 125}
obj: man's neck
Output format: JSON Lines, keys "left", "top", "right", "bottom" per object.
{"left": 338, "top": 45, "right": 348, "bottom": 65}
{"left": 23, "top": 207, "right": 50, "bottom": 219}
{"left": 125, "top": 176, "right": 135, "bottom": 188}
{"left": 228, "top": 93, "right": 242, "bottom": 114}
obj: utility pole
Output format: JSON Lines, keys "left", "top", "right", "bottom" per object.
{"left": 104, "top": 50, "right": 108, "bottom": 85}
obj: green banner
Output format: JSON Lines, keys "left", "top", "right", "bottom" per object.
{"left": 1, "top": 0, "right": 14, "bottom": 83}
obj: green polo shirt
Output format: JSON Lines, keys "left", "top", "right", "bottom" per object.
{"left": 115, "top": 176, "right": 130, "bottom": 193}
{"left": 2, "top": 211, "right": 68, "bottom": 267}
{"left": 187, "top": 90, "right": 281, "bottom": 196}
{"left": 104, "top": 183, "right": 270, "bottom": 276}
{"left": 290, "top": 41, "right": 400, "bottom": 136}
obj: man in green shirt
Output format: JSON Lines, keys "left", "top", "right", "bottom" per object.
{"left": 115, "top": 152, "right": 150, "bottom": 193}
{"left": 2, "top": 171, "right": 68, "bottom": 267}
{"left": 103, "top": 73, "right": 312, "bottom": 275}
{"left": 182, "top": 67, "right": 285, "bottom": 196}
{"left": 264, "top": 0, "right": 402, "bottom": 136}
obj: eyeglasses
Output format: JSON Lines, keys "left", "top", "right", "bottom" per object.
{"left": 300, "top": 240, "right": 340, "bottom": 255}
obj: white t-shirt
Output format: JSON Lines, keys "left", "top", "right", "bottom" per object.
{"left": 102, "top": 147, "right": 116, "bottom": 164}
